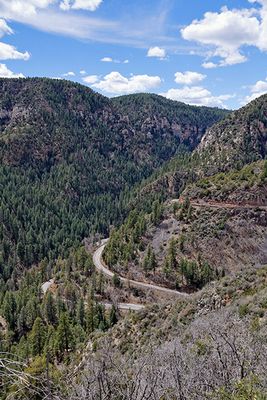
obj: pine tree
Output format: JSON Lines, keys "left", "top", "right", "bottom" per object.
{"left": 43, "top": 292, "right": 57, "bottom": 326}
{"left": 143, "top": 245, "right": 157, "bottom": 272}
{"left": 2, "top": 292, "right": 16, "bottom": 330}
{"left": 30, "top": 317, "right": 46, "bottom": 356}
{"left": 56, "top": 312, "right": 73, "bottom": 355}
{"left": 76, "top": 298, "right": 85, "bottom": 328}
{"left": 97, "top": 271, "right": 104, "bottom": 295}
{"left": 167, "top": 238, "right": 177, "bottom": 269}
{"left": 109, "top": 305, "right": 118, "bottom": 327}
{"left": 95, "top": 304, "right": 107, "bottom": 331}
{"left": 86, "top": 298, "right": 95, "bottom": 334}
{"left": 151, "top": 200, "right": 163, "bottom": 225}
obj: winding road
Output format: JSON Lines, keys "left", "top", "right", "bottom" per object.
{"left": 91, "top": 199, "right": 267, "bottom": 311}
{"left": 92, "top": 239, "right": 188, "bottom": 311}
{"left": 189, "top": 199, "right": 267, "bottom": 211}
{"left": 101, "top": 302, "right": 145, "bottom": 311}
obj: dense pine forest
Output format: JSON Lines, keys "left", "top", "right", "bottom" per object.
{"left": 1, "top": 78, "right": 267, "bottom": 399}
{"left": 0, "top": 78, "right": 228, "bottom": 281}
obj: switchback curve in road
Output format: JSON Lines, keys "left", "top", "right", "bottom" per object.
{"left": 92, "top": 239, "right": 189, "bottom": 301}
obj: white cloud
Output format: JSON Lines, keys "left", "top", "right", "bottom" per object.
{"left": 0, "top": 1, "right": 110, "bottom": 42}
{"left": 101, "top": 57, "right": 129, "bottom": 64}
{"left": 147, "top": 46, "right": 166, "bottom": 59}
{"left": 251, "top": 78, "right": 267, "bottom": 93}
{"left": 161, "top": 86, "right": 233, "bottom": 108}
{"left": 0, "top": 42, "right": 30, "bottom": 60}
{"left": 202, "top": 62, "right": 217, "bottom": 69}
{"left": 0, "top": 0, "right": 55, "bottom": 17}
{"left": 181, "top": 2, "right": 267, "bottom": 67}
{"left": 243, "top": 76, "right": 267, "bottom": 103}
{"left": 91, "top": 71, "right": 162, "bottom": 95}
{"left": 0, "top": 19, "right": 13, "bottom": 37}
{"left": 82, "top": 74, "right": 99, "bottom": 84}
{"left": 62, "top": 71, "right": 75, "bottom": 76}
{"left": 60, "top": 0, "right": 102, "bottom": 11}
{"left": 0, "top": 0, "right": 102, "bottom": 15}
{"left": 174, "top": 71, "right": 206, "bottom": 85}
{"left": 0, "top": 0, "right": 170, "bottom": 47}
{"left": 0, "top": 63, "right": 24, "bottom": 78}
{"left": 80, "top": 70, "right": 86, "bottom": 75}
{"left": 101, "top": 57, "right": 113, "bottom": 62}
{"left": 0, "top": 18, "right": 30, "bottom": 61}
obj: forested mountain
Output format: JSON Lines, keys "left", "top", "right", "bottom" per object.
{"left": 0, "top": 78, "right": 228, "bottom": 283}
{"left": 102, "top": 95, "right": 267, "bottom": 290}
{"left": 112, "top": 93, "right": 229, "bottom": 151}
{"left": 1, "top": 78, "right": 267, "bottom": 399}
{"left": 197, "top": 93, "right": 267, "bottom": 175}
{"left": 0, "top": 79, "right": 228, "bottom": 168}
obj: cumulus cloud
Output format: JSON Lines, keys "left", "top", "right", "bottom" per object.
{"left": 90, "top": 71, "right": 162, "bottom": 95}
{"left": 243, "top": 76, "right": 267, "bottom": 103}
{"left": 62, "top": 71, "right": 75, "bottom": 76}
{"left": 101, "top": 57, "right": 129, "bottom": 64}
{"left": 60, "top": 0, "right": 102, "bottom": 11}
{"left": 0, "top": 18, "right": 30, "bottom": 61}
{"left": 174, "top": 71, "right": 206, "bottom": 85}
{"left": 0, "top": 63, "right": 24, "bottom": 78}
{"left": 101, "top": 57, "right": 113, "bottom": 62}
{"left": 82, "top": 74, "right": 99, "bottom": 84}
{"left": 147, "top": 46, "right": 166, "bottom": 59}
{"left": 202, "top": 62, "right": 217, "bottom": 69}
{"left": 0, "top": 0, "right": 55, "bottom": 17}
{"left": 0, "top": 42, "right": 30, "bottom": 60}
{"left": 181, "top": 1, "right": 267, "bottom": 67}
{"left": 0, "top": 0, "right": 102, "bottom": 15}
{"left": 161, "top": 86, "right": 233, "bottom": 108}
{"left": 80, "top": 70, "right": 86, "bottom": 75}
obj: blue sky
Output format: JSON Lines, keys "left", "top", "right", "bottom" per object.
{"left": 0, "top": 0, "right": 267, "bottom": 109}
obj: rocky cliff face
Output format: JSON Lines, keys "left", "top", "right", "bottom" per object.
{"left": 0, "top": 79, "right": 228, "bottom": 169}
{"left": 197, "top": 94, "right": 267, "bottom": 175}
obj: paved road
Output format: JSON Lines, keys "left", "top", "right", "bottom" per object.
{"left": 191, "top": 200, "right": 267, "bottom": 210}
{"left": 92, "top": 200, "right": 267, "bottom": 312}
{"left": 101, "top": 302, "right": 145, "bottom": 311}
{"left": 92, "top": 239, "right": 189, "bottom": 300}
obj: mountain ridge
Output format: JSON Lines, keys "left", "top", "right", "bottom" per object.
{"left": 197, "top": 92, "right": 267, "bottom": 174}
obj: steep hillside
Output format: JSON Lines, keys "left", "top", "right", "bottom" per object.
{"left": 0, "top": 80, "right": 228, "bottom": 168}
{"left": 0, "top": 78, "right": 227, "bottom": 282}
{"left": 62, "top": 265, "right": 267, "bottom": 400}
{"left": 1, "top": 82, "right": 267, "bottom": 399}
{"left": 103, "top": 161, "right": 267, "bottom": 290}
{"left": 197, "top": 93, "right": 267, "bottom": 174}
{"left": 112, "top": 93, "right": 229, "bottom": 151}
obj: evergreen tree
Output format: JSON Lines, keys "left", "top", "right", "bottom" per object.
{"left": 143, "top": 245, "right": 157, "bottom": 272}
{"left": 2, "top": 292, "right": 16, "bottom": 330}
{"left": 30, "top": 317, "right": 46, "bottom": 356}
{"left": 43, "top": 292, "right": 57, "bottom": 326}
{"left": 151, "top": 200, "right": 163, "bottom": 225}
{"left": 166, "top": 238, "right": 177, "bottom": 270}
{"left": 86, "top": 297, "right": 95, "bottom": 334}
{"left": 56, "top": 312, "right": 73, "bottom": 355}
{"left": 76, "top": 298, "right": 85, "bottom": 328}
{"left": 109, "top": 305, "right": 118, "bottom": 327}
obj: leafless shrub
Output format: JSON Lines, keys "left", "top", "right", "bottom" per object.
{"left": 64, "top": 309, "right": 267, "bottom": 400}
{"left": 0, "top": 352, "right": 61, "bottom": 400}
